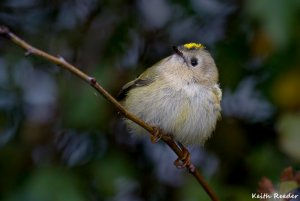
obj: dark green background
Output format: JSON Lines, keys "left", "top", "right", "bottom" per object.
{"left": 0, "top": 0, "right": 300, "bottom": 200}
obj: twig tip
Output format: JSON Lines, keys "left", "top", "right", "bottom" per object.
{"left": 0, "top": 25, "right": 11, "bottom": 39}
{"left": 0, "top": 25, "right": 9, "bottom": 33}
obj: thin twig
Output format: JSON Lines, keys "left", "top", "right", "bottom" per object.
{"left": 0, "top": 25, "right": 220, "bottom": 201}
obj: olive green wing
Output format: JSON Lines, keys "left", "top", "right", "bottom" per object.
{"left": 117, "top": 68, "right": 158, "bottom": 101}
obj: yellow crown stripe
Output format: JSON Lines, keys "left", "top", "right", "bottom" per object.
{"left": 183, "top": 43, "right": 205, "bottom": 49}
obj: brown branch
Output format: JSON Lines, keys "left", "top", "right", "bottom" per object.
{"left": 0, "top": 25, "right": 220, "bottom": 201}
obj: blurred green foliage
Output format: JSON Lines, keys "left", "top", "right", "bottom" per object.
{"left": 0, "top": 0, "right": 300, "bottom": 201}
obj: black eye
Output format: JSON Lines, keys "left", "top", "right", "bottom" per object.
{"left": 190, "top": 58, "right": 198, "bottom": 67}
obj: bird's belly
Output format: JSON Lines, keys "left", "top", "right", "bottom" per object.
{"left": 124, "top": 85, "right": 221, "bottom": 145}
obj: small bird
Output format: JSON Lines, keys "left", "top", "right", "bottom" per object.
{"left": 118, "top": 43, "right": 221, "bottom": 166}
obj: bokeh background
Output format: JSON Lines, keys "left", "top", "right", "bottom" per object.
{"left": 0, "top": 0, "right": 300, "bottom": 201}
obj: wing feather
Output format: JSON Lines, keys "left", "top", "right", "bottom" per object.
{"left": 117, "top": 60, "right": 163, "bottom": 101}
{"left": 117, "top": 78, "right": 153, "bottom": 100}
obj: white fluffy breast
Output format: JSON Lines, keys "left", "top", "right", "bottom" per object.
{"left": 123, "top": 80, "right": 222, "bottom": 145}
{"left": 171, "top": 83, "right": 221, "bottom": 145}
{"left": 181, "top": 84, "right": 201, "bottom": 97}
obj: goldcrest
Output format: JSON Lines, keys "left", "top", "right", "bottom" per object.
{"left": 118, "top": 43, "right": 222, "bottom": 145}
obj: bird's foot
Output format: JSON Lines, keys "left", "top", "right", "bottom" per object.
{"left": 150, "top": 127, "right": 162, "bottom": 143}
{"left": 174, "top": 144, "right": 191, "bottom": 169}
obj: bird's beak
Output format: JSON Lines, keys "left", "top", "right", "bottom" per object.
{"left": 173, "top": 46, "right": 184, "bottom": 58}
{"left": 173, "top": 46, "right": 187, "bottom": 64}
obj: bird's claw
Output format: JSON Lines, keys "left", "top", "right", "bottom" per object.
{"left": 174, "top": 147, "right": 191, "bottom": 169}
{"left": 150, "top": 127, "right": 162, "bottom": 143}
